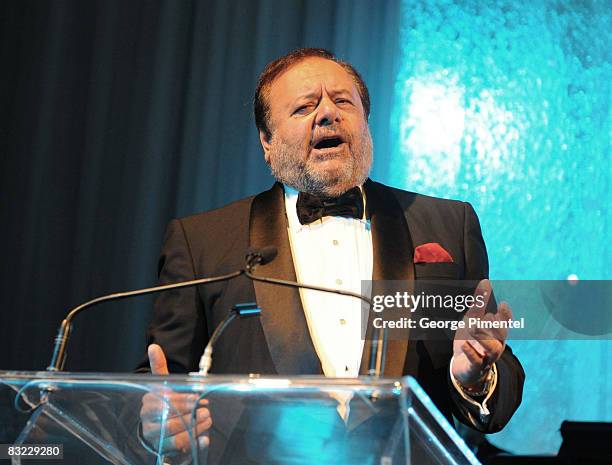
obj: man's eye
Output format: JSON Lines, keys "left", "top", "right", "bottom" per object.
{"left": 294, "top": 105, "right": 313, "bottom": 115}
{"left": 336, "top": 98, "right": 351, "bottom": 105}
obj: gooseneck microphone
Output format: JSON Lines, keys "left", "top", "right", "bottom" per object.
{"left": 48, "top": 244, "right": 384, "bottom": 377}
{"left": 46, "top": 250, "right": 275, "bottom": 371}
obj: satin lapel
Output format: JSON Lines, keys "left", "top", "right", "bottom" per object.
{"left": 359, "top": 180, "right": 415, "bottom": 377}
{"left": 249, "top": 183, "right": 323, "bottom": 375}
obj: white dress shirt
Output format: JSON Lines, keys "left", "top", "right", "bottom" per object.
{"left": 284, "top": 185, "right": 372, "bottom": 378}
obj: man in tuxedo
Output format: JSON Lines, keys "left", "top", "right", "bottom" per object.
{"left": 139, "top": 48, "right": 524, "bottom": 457}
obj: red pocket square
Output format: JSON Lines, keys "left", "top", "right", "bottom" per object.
{"left": 414, "top": 243, "right": 454, "bottom": 263}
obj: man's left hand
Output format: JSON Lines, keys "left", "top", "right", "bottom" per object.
{"left": 452, "top": 279, "right": 513, "bottom": 389}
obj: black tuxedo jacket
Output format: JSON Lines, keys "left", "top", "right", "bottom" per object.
{"left": 139, "top": 180, "right": 524, "bottom": 433}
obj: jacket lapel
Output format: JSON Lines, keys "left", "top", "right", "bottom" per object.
{"left": 249, "top": 182, "right": 323, "bottom": 375}
{"left": 359, "top": 180, "right": 415, "bottom": 377}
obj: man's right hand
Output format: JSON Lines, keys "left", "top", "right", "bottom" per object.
{"left": 140, "top": 344, "right": 212, "bottom": 454}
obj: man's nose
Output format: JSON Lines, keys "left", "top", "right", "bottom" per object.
{"left": 315, "top": 99, "right": 340, "bottom": 127}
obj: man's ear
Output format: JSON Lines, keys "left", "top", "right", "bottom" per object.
{"left": 259, "top": 130, "right": 272, "bottom": 164}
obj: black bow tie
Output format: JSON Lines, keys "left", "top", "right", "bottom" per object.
{"left": 296, "top": 187, "right": 364, "bottom": 225}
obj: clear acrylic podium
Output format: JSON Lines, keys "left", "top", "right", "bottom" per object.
{"left": 0, "top": 371, "right": 481, "bottom": 465}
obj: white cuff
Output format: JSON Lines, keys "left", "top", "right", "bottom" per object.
{"left": 449, "top": 356, "right": 498, "bottom": 422}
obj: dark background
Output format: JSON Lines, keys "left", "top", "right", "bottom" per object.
{"left": 0, "top": 0, "right": 401, "bottom": 371}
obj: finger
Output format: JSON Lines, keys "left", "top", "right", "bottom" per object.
{"left": 479, "top": 312, "right": 510, "bottom": 344}
{"left": 471, "top": 331, "right": 503, "bottom": 353}
{"left": 144, "top": 408, "right": 211, "bottom": 439}
{"left": 468, "top": 319, "right": 500, "bottom": 342}
{"left": 489, "top": 313, "right": 509, "bottom": 343}
{"left": 483, "top": 302, "right": 513, "bottom": 342}
{"left": 141, "top": 394, "right": 207, "bottom": 419}
{"left": 473, "top": 338, "right": 503, "bottom": 366}
{"left": 497, "top": 301, "right": 513, "bottom": 321}
{"left": 148, "top": 344, "right": 169, "bottom": 375}
{"left": 142, "top": 402, "right": 210, "bottom": 429}
{"left": 141, "top": 395, "right": 208, "bottom": 420}
{"left": 463, "top": 341, "right": 501, "bottom": 375}
{"left": 160, "top": 421, "right": 212, "bottom": 454}
{"left": 144, "top": 421, "right": 211, "bottom": 455}
{"left": 466, "top": 279, "right": 492, "bottom": 317}
{"left": 166, "top": 398, "right": 209, "bottom": 418}
{"left": 466, "top": 324, "right": 506, "bottom": 368}
{"left": 466, "top": 312, "right": 507, "bottom": 343}
{"left": 462, "top": 340, "right": 485, "bottom": 367}
{"left": 465, "top": 336, "right": 487, "bottom": 358}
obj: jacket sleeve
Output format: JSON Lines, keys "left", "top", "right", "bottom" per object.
{"left": 135, "top": 219, "right": 208, "bottom": 373}
{"left": 447, "top": 202, "right": 525, "bottom": 433}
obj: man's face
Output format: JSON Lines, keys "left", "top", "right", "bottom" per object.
{"left": 259, "top": 57, "right": 373, "bottom": 198}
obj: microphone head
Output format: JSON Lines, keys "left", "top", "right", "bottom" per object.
{"left": 246, "top": 246, "right": 278, "bottom": 267}
{"left": 258, "top": 246, "right": 278, "bottom": 265}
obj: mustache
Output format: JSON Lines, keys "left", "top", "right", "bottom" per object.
{"left": 309, "top": 126, "right": 350, "bottom": 147}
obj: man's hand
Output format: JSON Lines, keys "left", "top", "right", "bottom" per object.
{"left": 140, "top": 344, "right": 212, "bottom": 455}
{"left": 452, "top": 279, "right": 512, "bottom": 390}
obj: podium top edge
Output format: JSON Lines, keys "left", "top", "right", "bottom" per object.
{"left": 0, "top": 370, "right": 410, "bottom": 390}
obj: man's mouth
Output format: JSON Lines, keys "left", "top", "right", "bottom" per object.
{"left": 312, "top": 135, "right": 345, "bottom": 151}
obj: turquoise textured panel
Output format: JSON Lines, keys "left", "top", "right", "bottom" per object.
{"left": 391, "top": 0, "right": 611, "bottom": 454}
